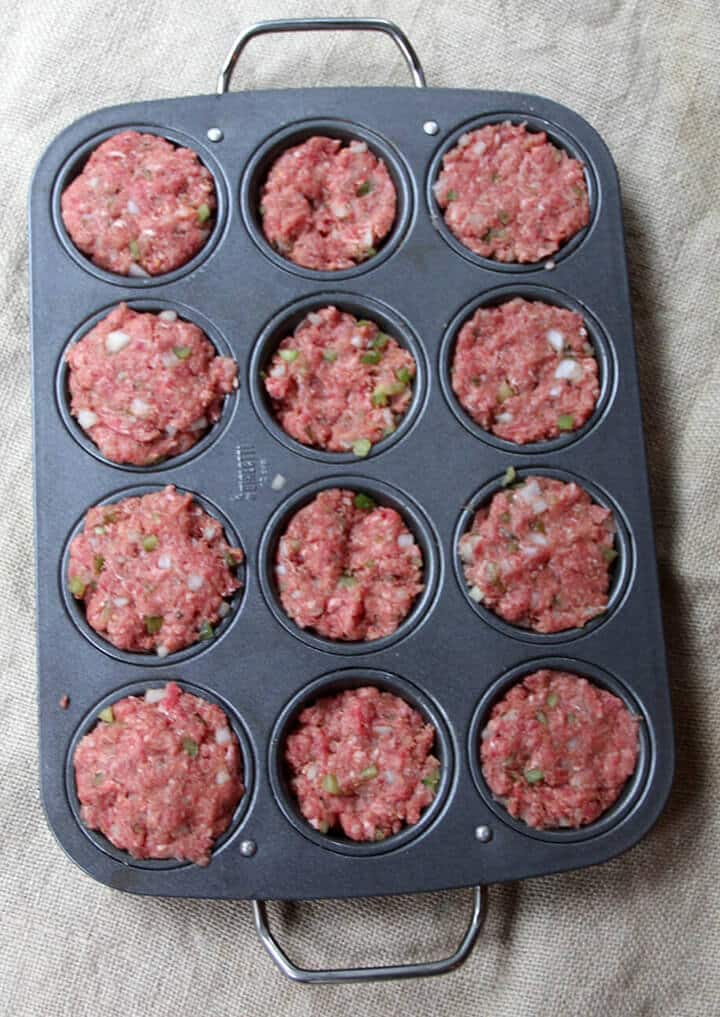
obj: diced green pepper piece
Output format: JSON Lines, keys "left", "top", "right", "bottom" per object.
{"left": 547, "top": 693, "right": 559, "bottom": 709}
{"left": 93, "top": 555, "right": 105, "bottom": 575}
{"left": 498, "top": 381, "right": 514, "bottom": 402}
{"left": 338, "top": 574, "right": 357, "bottom": 589}
{"left": 198, "top": 620, "right": 214, "bottom": 640}
{"left": 356, "top": 179, "right": 374, "bottom": 196}
{"left": 144, "top": 615, "right": 163, "bottom": 635}
{"left": 224, "top": 551, "right": 238, "bottom": 568}
{"left": 557, "top": 414, "right": 575, "bottom": 431}
{"left": 128, "top": 239, "right": 140, "bottom": 260}
{"left": 352, "top": 438, "right": 371, "bottom": 458}
{"left": 322, "top": 773, "right": 340, "bottom": 794}
{"left": 316, "top": 819, "right": 329, "bottom": 834}
{"left": 173, "top": 346, "right": 192, "bottom": 360}
{"left": 422, "top": 769, "right": 440, "bottom": 790}
{"left": 323, "top": 349, "right": 338, "bottom": 363}
{"left": 374, "top": 829, "right": 386, "bottom": 841}
{"left": 372, "top": 333, "right": 389, "bottom": 350}
{"left": 360, "top": 765, "right": 378, "bottom": 780}
{"left": 353, "top": 493, "right": 376, "bottom": 511}
{"left": 502, "top": 466, "right": 517, "bottom": 487}
{"left": 182, "top": 736, "right": 199, "bottom": 757}
{"left": 103, "top": 510, "right": 118, "bottom": 525}
{"left": 372, "top": 388, "right": 389, "bottom": 407}
{"left": 142, "top": 535, "right": 158, "bottom": 552}
{"left": 196, "top": 203, "right": 211, "bottom": 224}
{"left": 279, "top": 348, "right": 298, "bottom": 363}
{"left": 361, "top": 350, "right": 382, "bottom": 365}
{"left": 530, "top": 519, "right": 546, "bottom": 533}
{"left": 524, "top": 768, "right": 544, "bottom": 784}
{"left": 498, "top": 210, "right": 510, "bottom": 225}
{"left": 395, "top": 366, "right": 411, "bottom": 385}
{"left": 93, "top": 772, "right": 104, "bottom": 786}
{"left": 98, "top": 707, "right": 114, "bottom": 724}
{"left": 536, "top": 711, "right": 548, "bottom": 726}
{"left": 446, "top": 189, "right": 458, "bottom": 201}
{"left": 356, "top": 320, "right": 373, "bottom": 328}
{"left": 361, "top": 246, "right": 377, "bottom": 260}
{"left": 69, "top": 576, "right": 86, "bottom": 598}
{"left": 602, "top": 547, "right": 619, "bottom": 563}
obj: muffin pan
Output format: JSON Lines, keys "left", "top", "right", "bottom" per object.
{"left": 30, "top": 15, "right": 673, "bottom": 981}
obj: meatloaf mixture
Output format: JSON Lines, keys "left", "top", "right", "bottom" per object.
{"left": 67, "top": 303, "right": 237, "bottom": 466}
{"left": 260, "top": 136, "right": 396, "bottom": 270}
{"left": 451, "top": 297, "right": 599, "bottom": 443}
{"left": 264, "top": 306, "right": 416, "bottom": 454}
{"left": 61, "top": 130, "right": 216, "bottom": 276}
{"left": 285, "top": 686, "right": 439, "bottom": 841}
{"left": 460, "top": 475, "right": 616, "bottom": 633}
{"left": 68, "top": 485, "right": 242, "bottom": 655}
{"left": 275, "top": 489, "right": 423, "bottom": 642}
{"left": 433, "top": 122, "right": 590, "bottom": 263}
{"left": 481, "top": 670, "right": 639, "bottom": 829}
{"left": 74, "top": 681, "right": 243, "bottom": 864}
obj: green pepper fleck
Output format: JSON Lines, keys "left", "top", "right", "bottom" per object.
{"left": 316, "top": 819, "right": 329, "bottom": 834}
{"left": 352, "top": 438, "right": 372, "bottom": 458}
{"left": 524, "top": 768, "right": 544, "bottom": 784}
{"left": 502, "top": 466, "right": 517, "bottom": 487}
{"left": 374, "top": 829, "right": 386, "bottom": 841}
{"left": 98, "top": 707, "right": 114, "bottom": 724}
{"left": 142, "top": 535, "right": 158, "bottom": 552}
{"left": 372, "top": 387, "right": 389, "bottom": 407}
{"left": 356, "top": 320, "right": 373, "bottom": 328}
{"left": 322, "top": 773, "right": 340, "bottom": 795}
{"left": 173, "top": 346, "right": 192, "bottom": 360}
{"left": 93, "top": 555, "right": 105, "bottom": 575}
{"left": 361, "top": 350, "right": 382, "bottom": 365}
{"left": 323, "top": 349, "right": 338, "bottom": 363}
{"left": 530, "top": 519, "right": 546, "bottom": 533}
{"left": 372, "top": 332, "right": 390, "bottom": 350}
{"left": 395, "top": 366, "right": 411, "bottom": 385}
{"left": 144, "top": 615, "right": 163, "bottom": 635}
{"left": 536, "top": 711, "right": 548, "bottom": 726}
{"left": 446, "top": 189, "right": 458, "bottom": 201}
{"left": 356, "top": 179, "right": 374, "bottom": 197}
{"left": 602, "top": 547, "right": 619, "bottom": 563}
{"left": 360, "top": 765, "right": 378, "bottom": 780}
{"left": 481, "top": 229, "right": 494, "bottom": 243}
{"left": 103, "top": 510, "right": 118, "bottom": 525}
{"left": 422, "top": 769, "right": 440, "bottom": 791}
{"left": 500, "top": 511, "right": 511, "bottom": 524}
{"left": 354, "top": 493, "right": 376, "bottom": 511}
{"left": 547, "top": 693, "right": 559, "bottom": 709}
{"left": 498, "top": 210, "right": 510, "bottom": 225}
{"left": 198, "top": 620, "right": 214, "bottom": 640}
{"left": 93, "top": 772, "right": 104, "bottom": 786}
{"left": 69, "top": 576, "right": 86, "bottom": 598}
{"left": 498, "top": 380, "right": 515, "bottom": 403}
{"left": 182, "top": 736, "right": 199, "bottom": 757}
{"left": 557, "top": 414, "right": 575, "bottom": 431}
{"left": 224, "top": 551, "right": 238, "bottom": 568}
{"left": 361, "top": 246, "right": 377, "bottom": 260}
{"left": 338, "top": 573, "right": 357, "bottom": 589}
{"left": 197, "top": 203, "right": 211, "bottom": 224}
{"left": 279, "top": 348, "right": 298, "bottom": 363}
{"left": 128, "top": 239, "right": 140, "bottom": 260}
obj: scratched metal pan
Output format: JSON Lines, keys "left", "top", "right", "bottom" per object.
{"left": 29, "top": 18, "right": 673, "bottom": 984}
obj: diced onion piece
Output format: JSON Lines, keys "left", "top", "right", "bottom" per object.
{"left": 130, "top": 397, "right": 150, "bottom": 417}
{"left": 554, "top": 358, "right": 584, "bottom": 382}
{"left": 159, "top": 310, "right": 178, "bottom": 322}
{"left": 496, "top": 411, "right": 513, "bottom": 424}
{"left": 203, "top": 526, "right": 216, "bottom": 541}
{"left": 187, "top": 574, "right": 204, "bottom": 591}
{"left": 157, "top": 554, "right": 172, "bottom": 570}
{"left": 155, "top": 644, "right": 169, "bottom": 658}
{"left": 215, "top": 727, "right": 232, "bottom": 745}
{"left": 529, "top": 532, "right": 549, "bottom": 546}
{"left": 126, "top": 199, "right": 140, "bottom": 215}
{"left": 127, "top": 262, "right": 150, "bottom": 278}
{"left": 469, "top": 585, "right": 483, "bottom": 602}
{"left": 161, "top": 352, "right": 178, "bottom": 368}
{"left": 190, "top": 416, "right": 207, "bottom": 433}
{"left": 215, "top": 769, "right": 231, "bottom": 785}
{"left": 397, "top": 533, "right": 414, "bottom": 549}
{"left": 546, "top": 329, "right": 565, "bottom": 352}
{"left": 351, "top": 335, "right": 363, "bottom": 348}
{"left": 144, "top": 687, "right": 167, "bottom": 704}
{"left": 77, "top": 409, "right": 98, "bottom": 430}
{"left": 275, "top": 564, "right": 287, "bottom": 576}
{"left": 165, "top": 424, "right": 177, "bottom": 437}
{"left": 269, "top": 364, "right": 285, "bottom": 378}
{"left": 105, "top": 330, "right": 130, "bottom": 354}
{"left": 218, "top": 601, "right": 231, "bottom": 618}
{"left": 113, "top": 597, "right": 129, "bottom": 608}
{"left": 271, "top": 473, "right": 286, "bottom": 491}
{"left": 307, "top": 311, "right": 323, "bottom": 326}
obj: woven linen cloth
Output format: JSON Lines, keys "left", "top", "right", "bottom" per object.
{"left": 1, "top": 1, "right": 718, "bottom": 1013}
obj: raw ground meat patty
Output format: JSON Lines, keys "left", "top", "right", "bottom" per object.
{"left": 260, "top": 136, "right": 396, "bottom": 270}
{"left": 285, "top": 686, "right": 439, "bottom": 841}
{"left": 275, "top": 489, "right": 423, "bottom": 641}
{"left": 61, "top": 130, "right": 216, "bottom": 276}
{"left": 264, "top": 306, "right": 416, "bottom": 453}
{"left": 433, "top": 121, "right": 590, "bottom": 263}
{"left": 66, "top": 303, "right": 237, "bottom": 466}
{"left": 481, "top": 670, "right": 639, "bottom": 829}
{"left": 460, "top": 475, "right": 616, "bottom": 633}
{"left": 451, "top": 297, "right": 599, "bottom": 443}
{"left": 73, "top": 681, "right": 243, "bottom": 864}
{"left": 68, "top": 485, "right": 242, "bottom": 655}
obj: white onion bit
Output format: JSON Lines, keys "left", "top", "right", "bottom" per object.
{"left": 190, "top": 416, "right": 207, "bottom": 433}
{"left": 218, "top": 601, "right": 231, "bottom": 618}
{"left": 164, "top": 424, "right": 177, "bottom": 438}
{"left": 127, "top": 262, "right": 150, "bottom": 278}
{"left": 105, "top": 330, "right": 130, "bottom": 354}
{"left": 126, "top": 199, "right": 140, "bottom": 215}
{"left": 144, "top": 687, "right": 167, "bottom": 704}
{"left": 215, "top": 770, "right": 231, "bottom": 786}
{"left": 159, "top": 310, "right": 178, "bottom": 322}
{"left": 271, "top": 473, "right": 286, "bottom": 491}
{"left": 155, "top": 645, "right": 169, "bottom": 658}
{"left": 215, "top": 727, "right": 232, "bottom": 745}
{"left": 77, "top": 409, "right": 98, "bottom": 430}
{"left": 397, "top": 533, "right": 414, "bottom": 549}
{"left": 203, "top": 526, "right": 216, "bottom": 541}
{"left": 275, "top": 564, "right": 287, "bottom": 576}
{"left": 130, "top": 397, "right": 150, "bottom": 417}
{"left": 113, "top": 597, "right": 129, "bottom": 608}
{"left": 469, "top": 585, "right": 484, "bottom": 602}
{"left": 555, "top": 358, "right": 584, "bottom": 382}
{"left": 270, "top": 364, "right": 285, "bottom": 378}
{"left": 157, "top": 554, "right": 172, "bottom": 570}
{"left": 187, "top": 574, "right": 204, "bottom": 591}
{"left": 544, "top": 259, "right": 556, "bottom": 271}
{"left": 546, "top": 329, "right": 565, "bottom": 352}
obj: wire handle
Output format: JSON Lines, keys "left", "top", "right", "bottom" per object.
{"left": 252, "top": 885, "right": 487, "bottom": 984}
{"left": 217, "top": 17, "right": 427, "bottom": 94}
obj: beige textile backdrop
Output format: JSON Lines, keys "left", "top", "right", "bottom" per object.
{"left": 1, "top": 1, "right": 719, "bottom": 1014}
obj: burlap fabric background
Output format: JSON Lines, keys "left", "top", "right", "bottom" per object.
{"left": 2, "top": 1, "right": 718, "bottom": 1013}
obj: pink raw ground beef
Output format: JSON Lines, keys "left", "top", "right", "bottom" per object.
{"left": 264, "top": 306, "right": 415, "bottom": 453}
{"left": 285, "top": 686, "right": 439, "bottom": 841}
{"left": 276, "top": 489, "right": 423, "bottom": 642}
{"left": 74, "top": 681, "right": 244, "bottom": 864}
{"left": 451, "top": 297, "right": 599, "bottom": 443}
{"left": 61, "top": 130, "right": 216, "bottom": 276}
{"left": 434, "top": 122, "right": 590, "bottom": 263}
{"left": 481, "top": 670, "right": 639, "bottom": 829}
{"left": 67, "top": 303, "right": 237, "bottom": 466}
{"left": 460, "top": 475, "right": 616, "bottom": 633}
{"left": 260, "top": 136, "right": 396, "bottom": 270}
{"left": 68, "top": 486, "right": 242, "bottom": 655}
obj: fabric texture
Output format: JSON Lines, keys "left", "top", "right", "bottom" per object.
{"left": 1, "top": 1, "right": 719, "bottom": 1013}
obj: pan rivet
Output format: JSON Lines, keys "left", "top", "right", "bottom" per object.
{"left": 207, "top": 127, "right": 224, "bottom": 143}
{"left": 423, "top": 120, "right": 439, "bottom": 136}
{"left": 240, "top": 839, "right": 257, "bottom": 857}
{"left": 474, "top": 825, "right": 492, "bottom": 843}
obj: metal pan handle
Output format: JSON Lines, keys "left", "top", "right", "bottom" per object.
{"left": 217, "top": 17, "right": 427, "bottom": 95}
{"left": 252, "top": 885, "right": 487, "bottom": 984}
